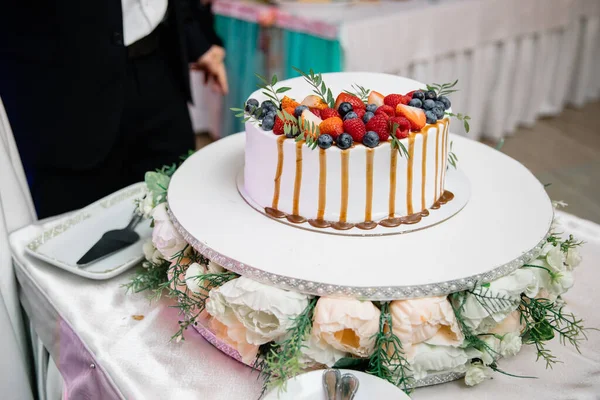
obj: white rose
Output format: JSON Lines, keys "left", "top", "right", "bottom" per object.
{"left": 151, "top": 203, "right": 188, "bottom": 260}
{"left": 545, "top": 244, "right": 566, "bottom": 272}
{"left": 530, "top": 266, "right": 574, "bottom": 302}
{"left": 206, "top": 277, "right": 310, "bottom": 345}
{"left": 464, "top": 362, "right": 492, "bottom": 386}
{"left": 565, "top": 248, "right": 582, "bottom": 270}
{"left": 456, "top": 269, "right": 534, "bottom": 333}
{"left": 142, "top": 239, "right": 163, "bottom": 264}
{"left": 299, "top": 333, "right": 346, "bottom": 368}
{"left": 479, "top": 331, "right": 522, "bottom": 365}
{"left": 499, "top": 332, "right": 522, "bottom": 357}
{"left": 406, "top": 344, "right": 475, "bottom": 380}
{"left": 139, "top": 193, "right": 156, "bottom": 218}
{"left": 207, "top": 260, "right": 226, "bottom": 274}
{"left": 184, "top": 263, "right": 205, "bottom": 294}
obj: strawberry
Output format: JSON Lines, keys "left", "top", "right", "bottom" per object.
{"left": 405, "top": 90, "right": 416, "bottom": 98}
{"left": 334, "top": 92, "right": 365, "bottom": 110}
{"left": 309, "top": 108, "right": 322, "bottom": 118}
{"left": 395, "top": 104, "right": 426, "bottom": 131}
{"left": 300, "top": 110, "right": 323, "bottom": 138}
{"left": 375, "top": 105, "right": 395, "bottom": 119}
{"left": 273, "top": 116, "right": 285, "bottom": 135}
{"left": 343, "top": 118, "right": 366, "bottom": 143}
{"left": 320, "top": 107, "right": 340, "bottom": 120}
{"left": 384, "top": 94, "right": 404, "bottom": 109}
{"left": 400, "top": 95, "right": 412, "bottom": 105}
{"left": 301, "top": 95, "right": 328, "bottom": 110}
{"left": 284, "top": 107, "right": 296, "bottom": 117}
{"left": 355, "top": 108, "right": 366, "bottom": 120}
{"left": 389, "top": 116, "right": 410, "bottom": 139}
{"left": 365, "top": 115, "right": 390, "bottom": 141}
{"left": 319, "top": 117, "right": 344, "bottom": 140}
{"left": 281, "top": 96, "right": 300, "bottom": 110}
{"left": 367, "top": 90, "right": 385, "bottom": 107}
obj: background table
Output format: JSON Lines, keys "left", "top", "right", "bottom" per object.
{"left": 11, "top": 210, "right": 600, "bottom": 399}
{"left": 190, "top": 0, "right": 600, "bottom": 141}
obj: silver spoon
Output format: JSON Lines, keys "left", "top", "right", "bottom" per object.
{"left": 340, "top": 373, "right": 360, "bottom": 400}
{"left": 323, "top": 369, "right": 341, "bottom": 400}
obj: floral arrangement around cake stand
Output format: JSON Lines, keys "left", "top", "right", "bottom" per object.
{"left": 127, "top": 72, "right": 589, "bottom": 397}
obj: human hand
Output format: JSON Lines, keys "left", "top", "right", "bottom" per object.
{"left": 191, "top": 45, "right": 228, "bottom": 95}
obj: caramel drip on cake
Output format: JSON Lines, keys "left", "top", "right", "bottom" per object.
{"left": 309, "top": 149, "right": 331, "bottom": 228}
{"left": 270, "top": 135, "right": 286, "bottom": 210}
{"left": 406, "top": 134, "right": 416, "bottom": 215}
{"left": 441, "top": 120, "right": 449, "bottom": 195}
{"left": 421, "top": 130, "right": 428, "bottom": 211}
{"left": 287, "top": 140, "right": 306, "bottom": 224}
{"left": 435, "top": 124, "right": 440, "bottom": 202}
{"left": 389, "top": 150, "right": 398, "bottom": 218}
{"left": 365, "top": 149, "right": 374, "bottom": 222}
{"left": 431, "top": 190, "right": 454, "bottom": 209}
{"left": 333, "top": 150, "right": 354, "bottom": 230}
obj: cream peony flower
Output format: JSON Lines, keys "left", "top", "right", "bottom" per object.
{"left": 206, "top": 277, "right": 310, "bottom": 345}
{"left": 464, "top": 362, "right": 492, "bottom": 386}
{"left": 151, "top": 203, "right": 188, "bottom": 260}
{"left": 207, "top": 260, "right": 226, "bottom": 274}
{"left": 490, "top": 311, "right": 524, "bottom": 335}
{"left": 406, "top": 344, "right": 476, "bottom": 380}
{"left": 312, "top": 298, "right": 380, "bottom": 358}
{"left": 566, "top": 247, "right": 582, "bottom": 270}
{"left": 142, "top": 239, "right": 163, "bottom": 264}
{"left": 389, "top": 297, "right": 464, "bottom": 353}
{"left": 456, "top": 269, "right": 534, "bottom": 333}
{"left": 299, "top": 333, "right": 346, "bottom": 368}
{"left": 208, "top": 314, "right": 259, "bottom": 364}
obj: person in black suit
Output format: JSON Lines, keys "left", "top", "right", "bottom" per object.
{"left": 0, "top": 0, "right": 228, "bottom": 218}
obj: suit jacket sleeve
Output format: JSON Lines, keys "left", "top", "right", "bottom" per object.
{"left": 179, "top": 0, "right": 224, "bottom": 62}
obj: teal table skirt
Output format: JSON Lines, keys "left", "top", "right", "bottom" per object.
{"left": 215, "top": 15, "right": 343, "bottom": 136}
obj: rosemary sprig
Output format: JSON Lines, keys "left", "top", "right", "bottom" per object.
{"left": 255, "top": 73, "right": 291, "bottom": 109}
{"left": 426, "top": 80, "right": 459, "bottom": 98}
{"left": 124, "top": 260, "right": 170, "bottom": 300}
{"left": 230, "top": 106, "right": 260, "bottom": 124}
{"left": 445, "top": 112, "right": 471, "bottom": 133}
{"left": 258, "top": 297, "right": 318, "bottom": 394}
{"left": 367, "top": 302, "right": 413, "bottom": 394}
{"left": 292, "top": 67, "right": 335, "bottom": 108}
{"left": 447, "top": 141, "right": 458, "bottom": 169}
{"left": 344, "top": 84, "right": 370, "bottom": 103}
{"left": 546, "top": 234, "right": 585, "bottom": 252}
{"left": 389, "top": 123, "right": 409, "bottom": 158}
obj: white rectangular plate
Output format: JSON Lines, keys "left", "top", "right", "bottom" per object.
{"left": 24, "top": 183, "right": 153, "bottom": 280}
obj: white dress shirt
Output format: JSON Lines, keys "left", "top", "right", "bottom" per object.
{"left": 121, "top": 0, "right": 168, "bottom": 46}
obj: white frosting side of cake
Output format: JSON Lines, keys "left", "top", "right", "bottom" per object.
{"left": 242, "top": 72, "right": 451, "bottom": 226}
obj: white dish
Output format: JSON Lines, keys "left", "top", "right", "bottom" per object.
{"left": 25, "top": 183, "right": 152, "bottom": 280}
{"left": 263, "top": 369, "right": 410, "bottom": 400}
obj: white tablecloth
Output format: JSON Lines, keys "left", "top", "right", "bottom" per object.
{"left": 10, "top": 210, "right": 600, "bottom": 399}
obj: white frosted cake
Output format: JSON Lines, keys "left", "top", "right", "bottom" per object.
{"left": 243, "top": 73, "right": 454, "bottom": 230}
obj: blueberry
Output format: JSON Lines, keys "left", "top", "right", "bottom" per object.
{"left": 435, "top": 100, "right": 445, "bottom": 110}
{"left": 343, "top": 111, "right": 358, "bottom": 121}
{"left": 338, "top": 102, "right": 353, "bottom": 117}
{"left": 412, "top": 90, "right": 425, "bottom": 101}
{"left": 425, "top": 110, "right": 437, "bottom": 125}
{"left": 261, "top": 115, "right": 275, "bottom": 131}
{"left": 432, "top": 107, "right": 445, "bottom": 120}
{"left": 336, "top": 133, "right": 353, "bottom": 150}
{"left": 253, "top": 107, "right": 265, "bottom": 120}
{"left": 317, "top": 134, "right": 333, "bottom": 149}
{"left": 294, "top": 105, "right": 309, "bottom": 118}
{"left": 261, "top": 100, "right": 277, "bottom": 112}
{"left": 363, "top": 131, "right": 380, "bottom": 148}
{"left": 438, "top": 96, "right": 451, "bottom": 110}
{"left": 408, "top": 98, "right": 423, "bottom": 108}
{"left": 366, "top": 103, "right": 378, "bottom": 113}
{"left": 423, "top": 99, "right": 436, "bottom": 110}
{"left": 363, "top": 111, "right": 375, "bottom": 124}
{"left": 425, "top": 91, "right": 437, "bottom": 100}
{"left": 245, "top": 98, "right": 259, "bottom": 112}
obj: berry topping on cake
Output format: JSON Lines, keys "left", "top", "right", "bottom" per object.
{"left": 337, "top": 102, "right": 353, "bottom": 117}
{"left": 273, "top": 116, "right": 285, "bottom": 135}
{"left": 245, "top": 98, "right": 259, "bottom": 112}
{"left": 317, "top": 134, "right": 333, "bottom": 149}
{"left": 284, "top": 107, "right": 296, "bottom": 117}
{"left": 411, "top": 90, "right": 425, "bottom": 101}
{"left": 438, "top": 95, "right": 451, "bottom": 110}
{"left": 375, "top": 105, "right": 395, "bottom": 119}
{"left": 365, "top": 114, "right": 390, "bottom": 141}
{"left": 343, "top": 118, "right": 366, "bottom": 143}
{"left": 408, "top": 98, "right": 423, "bottom": 108}
{"left": 261, "top": 100, "right": 277, "bottom": 113}
{"left": 423, "top": 99, "right": 436, "bottom": 110}
{"left": 320, "top": 108, "right": 341, "bottom": 120}
{"left": 281, "top": 96, "right": 300, "bottom": 110}
{"left": 389, "top": 116, "right": 410, "bottom": 139}
{"left": 334, "top": 93, "right": 365, "bottom": 111}
{"left": 301, "top": 95, "right": 328, "bottom": 110}
{"left": 294, "top": 105, "right": 309, "bottom": 118}
{"left": 384, "top": 94, "right": 404, "bottom": 109}
{"left": 432, "top": 107, "right": 445, "bottom": 120}
{"left": 310, "top": 108, "right": 322, "bottom": 118}
{"left": 363, "top": 111, "right": 375, "bottom": 124}
{"left": 300, "top": 109, "right": 323, "bottom": 138}
{"left": 363, "top": 131, "right": 380, "bottom": 148}
{"left": 355, "top": 108, "right": 366, "bottom": 120}
{"left": 367, "top": 91, "right": 385, "bottom": 107}
{"left": 395, "top": 104, "right": 426, "bottom": 131}
{"left": 261, "top": 114, "right": 275, "bottom": 131}
{"left": 319, "top": 117, "right": 344, "bottom": 140}
{"left": 336, "top": 133, "right": 353, "bottom": 150}
{"left": 425, "top": 110, "right": 437, "bottom": 124}
{"left": 424, "top": 90, "right": 437, "bottom": 100}
{"left": 343, "top": 111, "right": 358, "bottom": 121}
{"left": 365, "top": 103, "right": 378, "bottom": 113}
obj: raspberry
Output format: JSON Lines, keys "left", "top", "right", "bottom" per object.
{"left": 320, "top": 108, "right": 340, "bottom": 120}
{"left": 343, "top": 118, "right": 366, "bottom": 143}
{"left": 400, "top": 95, "right": 412, "bottom": 105}
{"left": 355, "top": 108, "right": 366, "bottom": 120}
{"left": 389, "top": 116, "right": 410, "bottom": 139}
{"left": 365, "top": 115, "right": 390, "bottom": 141}
{"left": 375, "top": 105, "right": 395, "bottom": 119}
{"left": 384, "top": 94, "right": 404, "bottom": 109}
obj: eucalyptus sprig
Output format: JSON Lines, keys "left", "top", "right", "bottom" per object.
{"left": 230, "top": 106, "right": 260, "bottom": 124}
{"left": 258, "top": 297, "right": 318, "bottom": 394}
{"left": 256, "top": 73, "right": 291, "bottom": 109}
{"left": 426, "top": 80, "right": 459, "bottom": 98}
{"left": 448, "top": 141, "right": 458, "bottom": 169}
{"left": 344, "top": 84, "right": 371, "bottom": 103}
{"left": 367, "top": 302, "right": 413, "bottom": 394}
{"left": 292, "top": 67, "right": 335, "bottom": 108}
{"left": 389, "top": 123, "right": 410, "bottom": 158}
{"left": 445, "top": 112, "right": 471, "bottom": 133}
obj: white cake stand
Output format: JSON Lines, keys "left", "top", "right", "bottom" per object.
{"left": 168, "top": 133, "right": 553, "bottom": 301}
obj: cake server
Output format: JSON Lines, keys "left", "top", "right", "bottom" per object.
{"left": 76, "top": 212, "right": 143, "bottom": 266}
